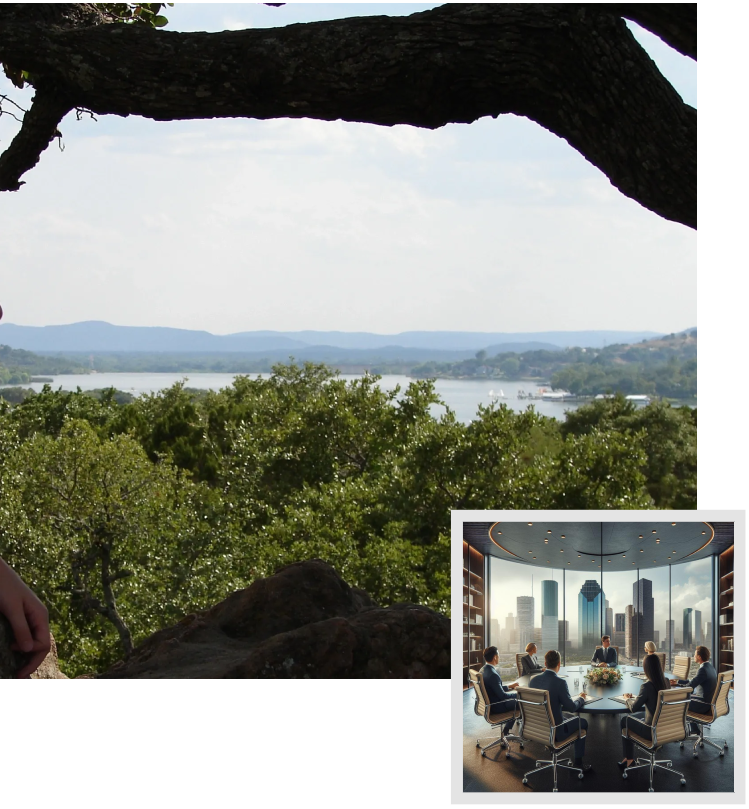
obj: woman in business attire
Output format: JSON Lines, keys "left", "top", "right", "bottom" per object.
{"left": 643, "top": 640, "right": 657, "bottom": 656}
{"left": 618, "top": 652, "right": 670, "bottom": 767}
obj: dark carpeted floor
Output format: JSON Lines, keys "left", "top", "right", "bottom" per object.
{"left": 463, "top": 688, "right": 735, "bottom": 794}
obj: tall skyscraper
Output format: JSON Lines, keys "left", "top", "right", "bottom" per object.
{"left": 606, "top": 603, "right": 613, "bottom": 639}
{"left": 683, "top": 607, "right": 694, "bottom": 650}
{"left": 653, "top": 630, "right": 660, "bottom": 648}
{"left": 633, "top": 578, "right": 655, "bottom": 652}
{"left": 614, "top": 612, "right": 626, "bottom": 649}
{"left": 578, "top": 579, "right": 604, "bottom": 652}
{"left": 558, "top": 620, "right": 569, "bottom": 653}
{"left": 504, "top": 613, "right": 516, "bottom": 647}
{"left": 491, "top": 618, "right": 501, "bottom": 648}
{"left": 694, "top": 609, "right": 702, "bottom": 644}
{"left": 705, "top": 622, "right": 712, "bottom": 648}
{"left": 541, "top": 579, "right": 559, "bottom": 653}
{"left": 517, "top": 596, "right": 534, "bottom": 650}
{"left": 625, "top": 604, "right": 636, "bottom": 659}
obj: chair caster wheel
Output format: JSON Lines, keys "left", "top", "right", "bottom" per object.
{"left": 693, "top": 753, "right": 698, "bottom": 758}
{"left": 719, "top": 751, "right": 724, "bottom": 757}
{"left": 724, "top": 743, "right": 729, "bottom": 749}
{"left": 578, "top": 773, "right": 584, "bottom": 780}
{"left": 520, "top": 744, "right": 524, "bottom": 749}
{"left": 680, "top": 742, "right": 684, "bottom": 748}
{"left": 699, "top": 743, "right": 704, "bottom": 748}
{"left": 680, "top": 779, "right": 686, "bottom": 785}
{"left": 481, "top": 751, "right": 486, "bottom": 757}
{"left": 553, "top": 788, "right": 558, "bottom": 792}
{"left": 649, "top": 788, "right": 654, "bottom": 792}
{"left": 476, "top": 741, "right": 480, "bottom": 747}
{"left": 622, "top": 773, "right": 627, "bottom": 779}
{"left": 522, "top": 779, "right": 528, "bottom": 785}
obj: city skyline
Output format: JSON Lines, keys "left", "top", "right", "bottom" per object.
{"left": 489, "top": 557, "right": 712, "bottom": 651}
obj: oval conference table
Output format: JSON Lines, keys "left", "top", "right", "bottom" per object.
{"left": 513, "top": 665, "right": 677, "bottom": 714}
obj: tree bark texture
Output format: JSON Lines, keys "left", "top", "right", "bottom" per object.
{"left": 0, "top": 3, "right": 696, "bottom": 228}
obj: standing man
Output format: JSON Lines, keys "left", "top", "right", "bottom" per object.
{"left": 591, "top": 635, "right": 618, "bottom": 668}
{"left": 479, "top": 646, "right": 519, "bottom": 736}
{"left": 530, "top": 650, "right": 592, "bottom": 772}
{"left": 520, "top": 642, "right": 545, "bottom": 676}
{"left": 669, "top": 646, "right": 717, "bottom": 735}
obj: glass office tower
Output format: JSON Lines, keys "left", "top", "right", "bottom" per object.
{"left": 578, "top": 579, "right": 604, "bottom": 658}
{"left": 541, "top": 579, "right": 559, "bottom": 657}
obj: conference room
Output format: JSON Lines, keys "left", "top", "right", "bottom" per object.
{"left": 458, "top": 517, "right": 739, "bottom": 796}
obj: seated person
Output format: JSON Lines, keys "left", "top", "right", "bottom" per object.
{"left": 591, "top": 635, "right": 617, "bottom": 667}
{"left": 619, "top": 652, "right": 670, "bottom": 767}
{"left": 520, "top": 642, "right": 545, "bottom": 676}
{"left": 479, "top": 646, "right": 519, "bottom": 736}
{"left": 643, "top": 640, "right": 657, "bottom": 656}
{"left": 669, "top": 645, "right": 718, "bottom": 735}
{"left": 529, "top": 649, "right": 592, "bottom": 772}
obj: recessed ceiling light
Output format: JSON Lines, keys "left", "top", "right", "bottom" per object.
{"left": 640, "top": 549, "right": 644, "bottom": 552}
{"left": 547, "top": 560, "right": 550, "bottom": 563}
{"left": 654, "top": 560, "right": 656, "bottom": 563}
{"left": 639, "top": 535, "right": 643, "bottom": 539}
{"left": 607, "top": 559, "right": 611, "bottom": 562}
{"left": 656, "top": 539, "right": 660, "bottom": 543}
{"left": 561, "top": 535, "right": 565, "bottom": 538}
{"left": 622, "top": 555, "right": 626, "bottom": 558}
{"left": 528, "top": 523, "right": 533, "bottom": 526}
{"left": 532, "top": 556, "right": 536, "bottom": 559}
{"left": 567, "top": 562, "right": 570, "bottom": 565}
{"left": 652, "top": 530, "right": 657, "bottom": 534}
{"left": 701, "top": 531, "right": 706, "bottom": 535}
{"left": 528, "top": 551, "right": 532, "bottom": 554}
{"left": 672, "top": 523, "right": 676, "bottom": 526}
{"left": 560, "top": 549, "right": 564, "bottom": 553}
{"left": 632, "top": 562, "right": 635, "bottom": 565}
{"left": 578, "top": 555, "right": 581, "bottom": 558}
{"left": 547, "top": 530, "right": 552, "bottom": 534}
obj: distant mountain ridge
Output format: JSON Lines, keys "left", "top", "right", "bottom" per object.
{"left": 0, "top": 321, "right": 669, "bottom": 355}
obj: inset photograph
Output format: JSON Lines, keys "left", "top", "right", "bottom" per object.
{"left": 454, "top": 513, "right": 742, "bottom": 799}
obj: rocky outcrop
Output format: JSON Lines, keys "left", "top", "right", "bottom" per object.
{"left": 98, "top": 559, "right": 450, "bottom": 678}
{"left": 0, "top": 614, "right": 67, "bottom": 679}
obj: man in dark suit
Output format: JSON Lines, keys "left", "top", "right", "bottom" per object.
{"left": 529, "top": 649, "right": 592, "bottom": 771}
{"left": 478, "top": 646, "right": 519, "bottom": 734}
{"left": 670, "top": 645, "right": 718, "bottom": 734}
{"left": 520, "top": 642, "right": 545, "bottom": 676}
{"left": 591, "top": 635, "right": 618, "bottom": 668}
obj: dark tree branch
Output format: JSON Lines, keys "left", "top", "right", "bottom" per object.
{"left": 0, "top": 88, "right": 71, "bottom": 191}
{"left": 0, "top": 4, "right": 696, "bottom": 227}
{"left": 595, "top": 4, "right": 697, "bottom": 59}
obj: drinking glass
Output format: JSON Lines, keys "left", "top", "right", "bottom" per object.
{"left": 574, "top": 678, "right": 579, "bottom": 688}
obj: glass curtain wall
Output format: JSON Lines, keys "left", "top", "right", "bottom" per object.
{"left": 488, "top": 555, "right": 714, "bottom": 678}
{"left": 671, "top": 556, "right": 713, "bottom": 678}
{"left": 565, "top": 568, "right": 602, "bottom": 667}
{"left": 599, "top": 567, "right": 638, "bottom": 666}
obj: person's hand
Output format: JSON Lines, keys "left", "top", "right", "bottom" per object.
{"left": 601, "top": 662, "right": 608, "bottom": 668}
{"left": 669, "top": 678, "right": 678, "bottom": 686}
{"left": 0, "top": 558, "right": 50, "bottom": 678}
{"left": 579, "top": 692, "right": 586, "bottom": 698}
{"left": 623, "top": 693, "right": 633, "bottom": 698}
{"left": 509, "top": 682, "right": 519, "bottom": 690}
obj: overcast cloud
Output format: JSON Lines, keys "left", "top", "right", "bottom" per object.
{"left": 0, "top": 4, "right": 696, "bottom": 335}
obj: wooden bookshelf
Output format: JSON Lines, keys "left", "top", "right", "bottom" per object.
{"left": 463, "top": 541, "right": 486, "bottom": 687}
{"left": 718, "top": 544, "right": 734, "bottom": 687}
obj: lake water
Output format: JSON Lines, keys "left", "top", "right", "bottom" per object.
{"left": 12, "top": 373, "right": 643, "bottom": 423}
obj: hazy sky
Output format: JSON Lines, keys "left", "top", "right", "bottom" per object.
{"left": 490, "top": 557, "right": 712, "bottom": 643}
{"left": 0, "top": 4, "right": 696, "bottom": 334}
